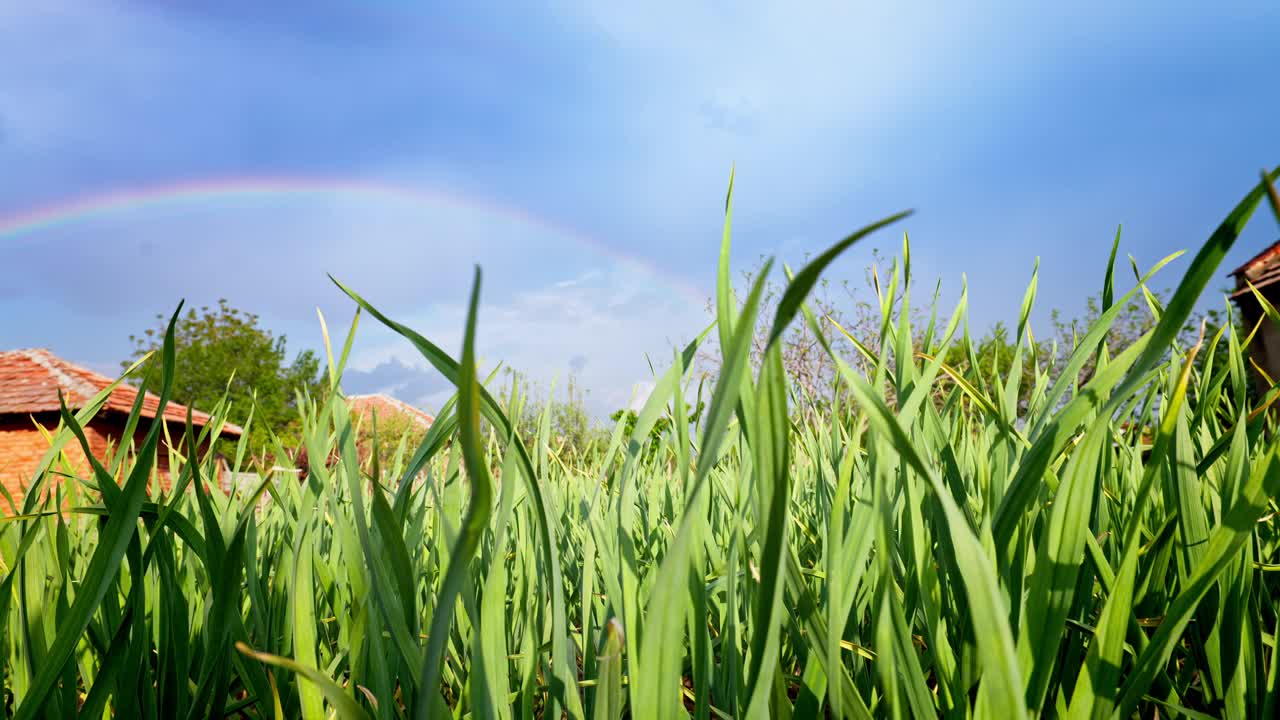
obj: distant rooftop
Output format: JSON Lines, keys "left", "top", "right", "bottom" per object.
{"left": 346, "top": 393, "right": 434, "bottom": 430}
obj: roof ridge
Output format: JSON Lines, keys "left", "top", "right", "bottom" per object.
{"left": 356, "top": 393, "right": 429, "bottom": 409}
{"left": 346, "top": 392, "right": 435, "bottom": 424}
{"left": 348, "top": 391, "right": 411, "bottom": 403}
{"left": 21, "top": 348, "right": 101, "bottom": 403}
{"left": 0, "top": 348, "right": 243, "bottom": 436}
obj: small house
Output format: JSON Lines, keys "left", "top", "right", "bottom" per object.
{"left": 0, "top": 348, "right": 241, "bottom": 511}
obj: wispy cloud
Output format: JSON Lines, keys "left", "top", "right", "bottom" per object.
{"left": 346, "top": 266, "right": 708, "bottom": 416}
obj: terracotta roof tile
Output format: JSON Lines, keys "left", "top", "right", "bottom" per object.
{"left": 0, "top": 349, "right": 242, "bottom": 435}
{"left": 346, "top": 393, "right": 434, "bottom": 430}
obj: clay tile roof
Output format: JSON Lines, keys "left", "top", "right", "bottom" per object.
{"left": 346, "top": 393, "right": 434, "bottom": 430}
{"left": 1230, "top": 239, "right": 1280, "bottom": 279}
{"left": 0, "top": 348, "right": 242, "bottom": 435}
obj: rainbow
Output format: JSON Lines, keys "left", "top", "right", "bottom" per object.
{"left": 0, "top": 175, "right": 705, "bottom": 301}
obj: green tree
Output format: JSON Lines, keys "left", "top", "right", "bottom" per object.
{"left": 501, "top": 369, "right": 607, "bottom": 463}
{"left": 123, "top": 299, "right": 323, "bottom": 454}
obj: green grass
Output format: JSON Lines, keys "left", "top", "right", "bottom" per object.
{"left": 3, "top": 169, "right": 1280, "bottom": 718}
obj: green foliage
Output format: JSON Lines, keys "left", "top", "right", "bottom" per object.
{"left": 609, "top": 401, "right": 704, "bottom": 462}
{"left": 504, "top": 370, "right": 606, "bottom": 463}
{"left": 3, "top": 169, "right": 1279, "bottom": 719}
{"left": 608, "top": 408, "right": 670, "bottom": 444}
{"left": 353, "top": 406, "right": 429, "bottom": 471}
{"left": 123, "top": 298, "right": 323, "bottom": 453}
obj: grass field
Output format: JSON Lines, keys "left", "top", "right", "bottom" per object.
{"left": 4, "top": 169, "right": 1280, "bottom": 718}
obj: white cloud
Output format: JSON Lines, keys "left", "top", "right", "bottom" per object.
{"left": 348, "top": 264, "right": 709, "bottom": 417}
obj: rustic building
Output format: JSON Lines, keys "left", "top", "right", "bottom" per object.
{"left": 0, "top": 348, "right": 241, "bottom": 511}
{"left": 1230, "top": 239, "right": 1280, "bottom": 390}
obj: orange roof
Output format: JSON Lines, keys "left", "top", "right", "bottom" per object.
{"left": 0, "top": 348, "right": 242, "bottom": 435}
{"left": 346, "top": 393, "right": 434, "bottom": 430}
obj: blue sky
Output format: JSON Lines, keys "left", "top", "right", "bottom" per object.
{"left": 1, "top": 1, "right": 1277, "bottom": 416}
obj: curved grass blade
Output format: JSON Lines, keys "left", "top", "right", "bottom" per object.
{"left": 237, "top": 642, "right": 373, "bottom": 720}
{"left": 416, "top": 268, "right": 494, "bottom": 719}
{"left": 593, "top": 619, "right": 626, "bottom": 720}
{"left": 331, "top": 274, "right": 586, "bottom": 720}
